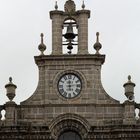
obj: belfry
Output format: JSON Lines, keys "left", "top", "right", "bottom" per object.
{"left": 0, "top": 0, "right": 140, "bottom": 139}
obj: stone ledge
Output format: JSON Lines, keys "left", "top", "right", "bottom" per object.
{"left": 35, "top": 54, "right": 105, "bottom": 65}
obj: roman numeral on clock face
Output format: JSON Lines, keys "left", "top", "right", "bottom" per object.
{"left": 59, "top": 89, "right": 64, "bottom": 94}
{"left": 75, "top": 88, "right": 80, "bottom": 94}
{"left": 59, "top": 85, "right": 63, "bottom": 88}
{"left": 68, "top": 75, "right": 72, "bottom": 79}
{"left": 68, "top": 93, "right": 72, "bottom": 98}
{"left": 63, "top": 92, "right": 67, "bottom": 97}
{"left": 77, "top": 84, "right": 81, "bottom": 88}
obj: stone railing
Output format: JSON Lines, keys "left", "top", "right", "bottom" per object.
{"left": 135, "top": 103, "right": 140, "bottom": 121}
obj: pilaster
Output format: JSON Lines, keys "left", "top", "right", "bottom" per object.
{"left": 77, "top": 10, "right": 90, "bottom": 54}
{"left": 4, "top": 102, "right": 17, "bottom": 126}
{"left": 50, "top": 11, "right": 64, "bottom": 55}
{"left": 123, "top": 101, "right": 136, "bottom": 125}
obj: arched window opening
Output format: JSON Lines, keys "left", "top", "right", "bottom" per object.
{"left": 58, "top": 131, "right": 81, "bottom": 140}
{"left": 62, "top": 19, "right": 78, "bottom": 54}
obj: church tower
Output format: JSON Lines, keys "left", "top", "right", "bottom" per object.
{"left": 0, "top": 0, "right": 140, "bottom": 139}
{"left": 50, "top": 0, "right": 89, "bottom": 55}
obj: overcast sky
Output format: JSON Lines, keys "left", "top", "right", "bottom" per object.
{"left": 0, "top": 0, "right": 140, "bottom": 105}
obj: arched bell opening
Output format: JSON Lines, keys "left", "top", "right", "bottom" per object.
{"left": 62, "top": 18, "right": 78, "bottom": 54}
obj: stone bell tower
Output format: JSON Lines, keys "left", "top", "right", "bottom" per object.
{"left": 0, "top": 0, "right": 140, "bottom": 140}
{"left": 50, "top": 0, "right": 90, "bottom": 54}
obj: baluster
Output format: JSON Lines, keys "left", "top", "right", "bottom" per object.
{"left": 139, "top": 109, "right": 140, "bottom": 120}
{"left": 135, "top": 108, "right": 139, "bottom": 120}
{"left": 0, "top": 110, "right": 2, "bottom": 120}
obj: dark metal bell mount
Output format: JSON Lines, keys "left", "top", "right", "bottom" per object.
{"left": 67, "top": 41, "right": 73, "bottom": 54}
{"left": 62, "top": 20, "right": 78, "bottom": 54}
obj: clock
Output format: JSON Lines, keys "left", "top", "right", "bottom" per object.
{"left": 58, "top": 73, "right": 82, "bottom": 99}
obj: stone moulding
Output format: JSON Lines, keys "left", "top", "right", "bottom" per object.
{"left": 49, "top": 113, "right": 90, "bottom": 139}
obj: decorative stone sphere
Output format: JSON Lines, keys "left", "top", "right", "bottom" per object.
{"left": 38, "top": 33, "right": 46, "bottom": 55}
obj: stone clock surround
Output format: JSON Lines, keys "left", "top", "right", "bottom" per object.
{"left": 21, "top": 54, "right": 118, "bottom": 105}
{"left": 19, "top": 54, "right": 123, "bottom": 127}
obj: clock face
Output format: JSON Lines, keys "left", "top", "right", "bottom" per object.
{"left": 58, "top": 73, "right": 82, "bottom": 99}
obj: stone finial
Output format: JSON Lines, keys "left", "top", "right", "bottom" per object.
{"left": 64, "top": 0, "right": 76, "bottom": 13}
{"left": 82, "top": 0, "right": 85, "bottom": 10}
{"left": 55, "top": 1, "right": 58, "bottom": 10}
{"left": 38, "top": 33, "right": 46, "bottom": 55}
{"left": 5, "top": 77, "right": 17, "bottom": 102}
{"left": 93, "top": 32, "right": 102, "bottom": 54}
{"left": 123, "top": 75, "right": 136, "bottom": 102}
{"left": 128, "top": 75, "right": 132, "bottom": 82}
{"left": 9, "top": 77, "right": 12, "bottom": 82}
{"left": 96, "top": 32, "right": 99, "bottom": 42}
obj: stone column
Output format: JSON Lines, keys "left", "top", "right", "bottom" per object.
{"left": 5, "top": 102, "right": 17, "bottom": 126}
{"left": 50, "top": 11, "right": 64, "bottom": 55}
{"left": 77, "top": 10, "right": 90, "bottom": 54}
{"left": 123, "top": 101, "right": 136, "bottom": 125}
{"left": 123, "top": 76, "right": 136, "bottom": 124}
{"left": 4, "top": 77, "right": 17, "bottom": 126}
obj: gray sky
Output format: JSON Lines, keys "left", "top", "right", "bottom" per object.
{"left": 0, "top": 0, "right": 140, "bottom": 105}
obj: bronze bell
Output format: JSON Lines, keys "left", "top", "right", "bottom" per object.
{"left": 64, "top": 24, "right": 76, "bottom": 40}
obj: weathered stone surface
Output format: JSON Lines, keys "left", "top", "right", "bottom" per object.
{"left": 0, "top": 0, "right": 140, "bottom": 139}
